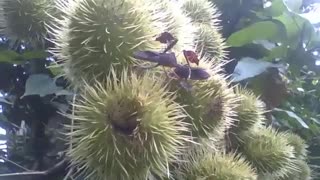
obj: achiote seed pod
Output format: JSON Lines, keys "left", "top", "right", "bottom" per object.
{"left": 233, "top": 87, "right": 266, "bottom": 132}
{"left": 179, "top": 0, "right": 227, "bottom": 60}
{"left": 49, "top": 0, "right": 165, "bottom": 87}
{"left": 280, "top": 160, "right": 312, "bottom": 180}
{"left": 0, "top": 0, "right": 56, "bottom": 47}
{"left": 171, "top": 59, "right": 237, "bottom": 141}
{"left": 285, "top": 133, "right": 308, "bottom": 159}
{"left": 259, "top": 160, "right": 312, "bottom": 180}
{"left": 239, "top": 127, "right": 298, "bottom": 178}
{"left": 195, "top": 23, "right": 227, "bottom": 61}
{"left": 66, "top": 69, "right": 191, "bottom": 179}
{"left": 147, "top": 0, "right": 196, "bottom": 52}
{"left": 174, "top": 142, "right": 257, "bottom": 180}
{"left": 179, "top": 0, "right": 220, "bottom": 26}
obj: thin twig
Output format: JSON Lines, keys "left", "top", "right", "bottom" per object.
{"left": 308, "top": 156, "right": 320, "bottom": 160}
{"left": 45, "top": 159, "right": 68, "bottom": 176}
{"left": 0, "top": 156, "right": 30, "bottom": 171}
{"left": 70, "top": 94, "right": 76, "bottom": 151}
{"left": 0, "top": 159, "right": 68, "bottom": 180}
{"left": 63, "top": 167, "right": 74, "bottom": 180}
{"left": 0, "top": 171, "right": 45, "bottom": 179}
{"left": 309, "top": 164, "right": 320, "bottom": 169}
{"left": 62, "top": 95, "right": 77, "bottom": 180}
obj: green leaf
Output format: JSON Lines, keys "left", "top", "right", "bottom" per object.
{"left": 310, "top": 117, "right": 320, "bottom": 125}
{"left": 226, "top": 21, "right": 284, "bottom": 47}
{"left": 0, "top": 50, "right": 49, "bottom": 64}
{"left": 0, "top": 50, "right": 21, "bottom": 63}
{"left": 47, "top": 62, "right": 63, "bottom": 76}
{"left": 306, "top": 31, "right": 320, "bottom": 50}
{"left": 232, "top": 57, "right": 283, "bottom": 82}
{"left": 274, "top": 108, "right": 309, "bottom": 128}
{"left": 22, "top": 74, "right": 72, "bottom": 97}
{"left": 264, "top": 45, "right": 289, "bottom": 61}
{"left": 21, "top": 50, "right": 48, "bottom": 60}
{"left": 262, "top": 0, "right": 302, "bottom": 16}
{"left": 312, "top": 80, "right": 319, "bottom": 86}
{"left": 283, "top": 0, "right": 302, "bottom": 13}
{"left": 263, "top": 0, "right": 287, "bottom": 17}
{"left": 274, "top": 12, "right": 317, "bottom": 49}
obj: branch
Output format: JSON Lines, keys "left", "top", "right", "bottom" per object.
{"left": 0, "top": 156, "right": 30, "bottom": 172}
{"left": 0, "top": 171, "right": 45, "bottom": 180}
{"left": 0, "top": 159, "right": 68, "bottom": 180}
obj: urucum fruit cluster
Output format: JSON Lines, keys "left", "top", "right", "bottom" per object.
{"left": 1, "top": 0, "right": 312, "bottom": 179}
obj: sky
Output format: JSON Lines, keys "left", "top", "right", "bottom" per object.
{"left": 301, "top": 3, "right": 320, "bottom": 24}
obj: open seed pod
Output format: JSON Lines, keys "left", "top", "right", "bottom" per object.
{"left": 66, "top": 69, "right": 191, "bottom": 179}
{"left": 49, "top": 0, "right": 165, "bottom": 87}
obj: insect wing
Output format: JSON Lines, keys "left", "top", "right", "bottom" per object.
{"left": 174, "top": 65, "right": 190, "bottom": 79}
{"left": 156, "top": 32, "right": 175, "bottom": 43}
{"left": 158, "top": 52, "right": 178, "bottom": 67}
{"left": 183, "top": 50, "right": 200, "bottom": 65}
{"left": 133, "top": 51, "right": 161, "bottom": 63}
{"left": 190, "top": 67, "right": 210, "bottom": 80}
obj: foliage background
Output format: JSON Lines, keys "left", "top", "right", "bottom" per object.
{"left": 0, "top": 0, "right": 319, "bottom": 179}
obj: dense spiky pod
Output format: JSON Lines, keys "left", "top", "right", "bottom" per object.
{"left": 195, "top": 23, "right": 227, "bottom": 61}
{"left": 49, "top": 0, "right": 165, "bottom": 87}
{"left": 178, "top": 0, "right": 220, "bottom": 26}
{"left": 281, "top": 160, "right": 312, "bottom": 180}
{"left": 285, "top": 133, "right": 308, "bottom": 159}
{"left": 0, "top": 0, "right": 56, "bottom": 46}
{"left": 258, "top": 160, "right": 312, "bottom": 180}
{"left": 233, "top": 87, "right": 266, "bottom": 132}
{"left": 239, "top": 127, "right": 297, "bottom": 178}
{"left": 67, "top": 69, "right": 191, "bottom": 180}
{"left": 148, "top": 0, "right": 196, "bottom": 52}
{"left": 171, "top": 59, "right": 237, "bottom": 141}
{"left": 178, "top": 0, "right": 227, "bottom": 61}
{"left": 174, "top": 143, "right": 258, "bottom": 180}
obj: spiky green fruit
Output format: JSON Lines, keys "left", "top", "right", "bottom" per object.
{"left": 239, "top": 127, "right": 297, "bottom": 178}
{"left": 258, "top": 160, "right": 312, "bottom": 180}
{"left": 67, "top": 70, "right": 191, "bottom": 179}
{"left": 49, "top": 0, "right": 164, "bottom": 87}
{"left": 179, "top": 0, "right": 227, "bottom": 60}
{"left": 281, "top": 160, "right": 311, "bottom": 180}
{"left": 285, "top": 133, "right": 308, "bottom": 159}
{"left": 0, "top": 0, "right": 56, "bottom": 46}
{"left": 172, "top": 59, "right": 237, "bottom": 141}
{"left": 174, "top": 144, "right": 257, "bottom": 180}
{"left": 195, "top": 23, "right": 227, "bottom": 61}
{"left": 233, "top": 87, "right": 266, "bottom": 132}
{"left": 149, "top": 0, "right": 196, "bottom": 52}
{"left": 179, "top": 0, "right": 220, "bottom": 26}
